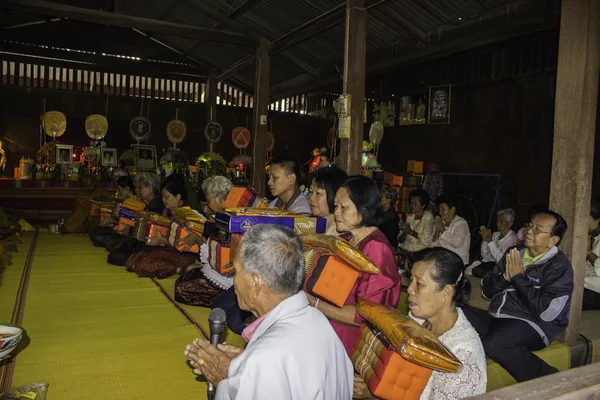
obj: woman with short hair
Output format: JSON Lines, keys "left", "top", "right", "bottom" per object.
{"left": 202, "top": 176, "right": 234, "bottom": 216}
{"left": 307, "top": 166, "right": 347, "bottom": 235}
{"left": 134, "top": 172, "right": 164, "bottom": 213}
{"left": 353, "top": 247, "right": 487, "bottom": 399}
{"left": 306, "top": 175, "right": 401, "bottom": 354}
{"left": 432, "top": 194, "right": 471, "bottom": 265}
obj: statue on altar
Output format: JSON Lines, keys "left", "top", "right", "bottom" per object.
{"left": 415, "top": 97, "right": 426, "bottom": 123}
{"left": 406, "top": 101, "right": 416, "bottom": 122}
{"left": 0, "top": 141, "right": 6, "bottom": 174}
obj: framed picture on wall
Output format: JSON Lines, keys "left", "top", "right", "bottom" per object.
{"left": 56, "top": 144, "right": 73, "bottom": 164}
{"left": 399, "top": 94, "right": 427, "bottom": 126}
{"left": 428, "top": 85, "right": 451, "bottom": 124}
{"left": 101, "top": 148, "right": 117, "bottom": 167}
{"left": 134, "top": 144, "right": 157, "bottom": 171}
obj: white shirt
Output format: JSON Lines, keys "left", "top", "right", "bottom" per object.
{"left": 411, "top": 308, "right": 487, "bottom": 400}
{"left": 433, "top": 216, "right": 471, "bottom": 264}
{"left": 585, "top": 234, "right": 600, "bottom": 293}
{"left": 481, "top": 230, "right": 517, "bottom": 263}
{"left": 216, "top": 292, "right": 353, "bottom": 400}
{"left": 399, "top": 210, "right": 435, "bottom": 252}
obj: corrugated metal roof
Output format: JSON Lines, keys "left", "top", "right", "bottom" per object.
{"left": 2, "top": 0, "right": 558, "bottom": 94}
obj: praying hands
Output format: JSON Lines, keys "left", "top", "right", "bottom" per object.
{"left": 184, "top": 338, "right": 243, "bottom": 385}
{"left": 504, "top": 248, "right": 524, "bottom": 280}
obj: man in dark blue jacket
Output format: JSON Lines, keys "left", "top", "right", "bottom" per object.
{"left": 461, "top": 209, "right": 573, "bottom": 382}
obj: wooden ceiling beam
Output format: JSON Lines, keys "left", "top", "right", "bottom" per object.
{"left": 131, "top": 29, "right": 254, "bottom": 91}
{"left": 216, "top": 2, "right": 346, "bottom": 82}
{"left": 3, "top": 0, "right": 258, "bottom": 47}
{"left": 217, "top": 0, "right": 390, "bottom": 82}
{"left": 211, "top": 0, "right": 260, "bottom": 29}
{"left": 184, "top": 0, "right": 319, "bottom": 77}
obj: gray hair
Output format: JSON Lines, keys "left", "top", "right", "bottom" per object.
{"left": 135, "top": 172, "right": 161, "bottom": 194}
{"left": 240, "top": 224, "right": 305, "bottom": 295}
{"left": 202, "top": 176, "right": 233, "bottom": 200}
{"left": 497, "top": 208, "right": 515, "bottom": 223}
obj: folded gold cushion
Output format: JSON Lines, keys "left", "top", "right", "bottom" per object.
{"left": 356, "top": 299, "right": 463, "bottom": 373}
{"left": 300, "top": 234, "right": 379, "bottom": 274}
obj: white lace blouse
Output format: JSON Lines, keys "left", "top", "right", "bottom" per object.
{"left": 411, "top": 308, "right": 487, "bottom": 400}
{"left": 432, "top": 216, "right": 471, "bottom": 265}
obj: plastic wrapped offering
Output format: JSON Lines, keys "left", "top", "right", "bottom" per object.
{"left": 300, "top": 234, "right": 380, "bottom": 274}
{"left": 356, "top": 299, "right": 462, "bottom": 373}
{"left": 0, "top": 383, "right": 49, "bottom": 400}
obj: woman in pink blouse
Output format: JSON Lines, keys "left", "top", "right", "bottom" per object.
{"left": 306, "top": 175, "right": 401, "bottom": 354}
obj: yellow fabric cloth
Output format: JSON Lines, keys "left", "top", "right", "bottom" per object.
{"left": 62, "top": 188, "right": 110, "bottom": 233}
{"left": 17, "top": 219, "right": 35, "bottom": 231}
{"left": 8, "top": 233, "right": 210, "bottom": 399}
{"left": 523, "top": 248, "right": 549, "bottom": 268}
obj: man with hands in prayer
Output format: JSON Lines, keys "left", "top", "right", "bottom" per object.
{"left": 460, "top": 210, "right": 573, "bottom": 383}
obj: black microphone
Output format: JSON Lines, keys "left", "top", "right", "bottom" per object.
{"left": 207, "top": 308, "right": 227, "bottom": 400}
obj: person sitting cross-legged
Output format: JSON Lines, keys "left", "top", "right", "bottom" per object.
{"left": 460, "top": 209, "right": 573, "bottom": 383}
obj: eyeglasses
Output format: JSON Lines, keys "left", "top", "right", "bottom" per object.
{"left": 524, "top": 222, "right": 551, "bottom": 236}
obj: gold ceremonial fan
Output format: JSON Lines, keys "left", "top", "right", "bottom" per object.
{"left": 166, "top": 119, "right": 187, "bottom": 144}
{"left": 85, "top": 114, "right": 108, "bottom": 140}
{"left": 43, "top": 111, "right": 67, "bottom": 138}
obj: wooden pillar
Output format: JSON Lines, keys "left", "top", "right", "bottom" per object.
{"left": 549, "top": 0, "right": 600, "bottom": 345}
{"left": 206, "top": 69, "right": 217, "bottom": 151}
{"left": 338, "top": 0, "right": 366, "bottom": 175}
{"left": 252, "top": 38, "right": 270, "bottom": 195}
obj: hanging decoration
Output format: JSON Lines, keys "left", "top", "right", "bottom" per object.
{"left": 266, "top": 131, "right": 275, "bottom": 153}
{"left": 167, "top": 119, "right": 187, "bottom": 146}
{"left": 130, "top": 116, "right": 151, "bottom": 142}
{"left": 43, "top": 111, "right": 67, "bottom": 139}
{"left": 85, "top": 114, "right": 108, "bottom": 140}
{"left": 205, "top": 121, "right": 223, "bottom": 144}
{"left": 368, "top": 120, "right": 384, "bottom": 158}
{"left": 232, "top": 127, "right": 251, "bottom": 149}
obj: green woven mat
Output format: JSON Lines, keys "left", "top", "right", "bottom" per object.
{"left": 9, "top": 233, "right": 208, "bottom": 399}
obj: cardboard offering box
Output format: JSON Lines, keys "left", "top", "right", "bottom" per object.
{"left": 133, "top": 212, "right": 171, "bottom": 245}
{"left": 167, "top": 206, "right": 208, "bottom": 253}
{"left": 116, "top": 197, "right": 148, "bottom": 232}
{"left": 168, "top": 220, "right": 206, "bottom": 253}
{"left": 216, "top": 208, "right": 326, "bottom": 234}
{"left": 100, "top": 206, "right": 115, "bottom": 227}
